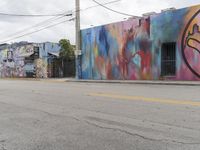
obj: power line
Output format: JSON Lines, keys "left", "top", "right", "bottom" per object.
{"left": 0, "top": 18, "right": 75, "bottom": 44}
{"left": 0, "top": 0, "right": 122, "bottom": 43}
{"left": 0, "top": 0, "right": 121, "bottom": 17}
{"left": 0, "top": 12, "right": 72, "bottom": 17}
{"left": 0, "top": 0, "right": 121, "bottom": 40}
{"left": 92, "top": 0, "right": 135, "bottom": 17}
{"left": 0, "top": 0, "right": 120, "bottom": 17}
{"left": 0, "top": 14, "right": 69, "bottom": 41}
{"left": 82, "top": 0, "right": 121, "bottom": 11}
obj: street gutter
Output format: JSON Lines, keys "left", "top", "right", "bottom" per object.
{"left": 0, "top": 78, "right": 200, "bottom": 86}
{"left": 66, "top": 79, "right": 200, "bottom": 86}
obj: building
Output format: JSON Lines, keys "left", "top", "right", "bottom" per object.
{"left": 0, "top": 42, "right": 61, "bottom": 78}
{"left": 80, "top": 4, "right": 200, "bottom": 81}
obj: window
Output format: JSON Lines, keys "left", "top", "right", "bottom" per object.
{"left": 161, "top": 42, "right": 176, "bottom": 76}
{"left": 34, "top": 46, "right": 40, "bottom": 59}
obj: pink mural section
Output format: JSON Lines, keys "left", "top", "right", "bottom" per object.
{"left": 179, "top": 6, "right": 200, "bottom": 80}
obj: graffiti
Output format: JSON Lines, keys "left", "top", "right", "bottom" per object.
{"left": 0, "top": 42, "right": 61, "bottom": 78}
{"left": 81, "top": 18, "right": 151, "bottom": 80}
{"left": 35, "top": 59, "right": 47, "bottom": 78}
{"left": 81, "top": 5, "right": 200, "bottom": 81}
{"left": 182, "top": 9, "right": 200, "bottom": 78}
{"left": 7, "top": 51, "right": 13, "bottom": 61}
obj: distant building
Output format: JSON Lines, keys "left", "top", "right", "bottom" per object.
{"left": 0, "top": 42, "right": 61, "bottom": 78}
{"left": 80, "top": 4, "right": 200, "bottom": 81}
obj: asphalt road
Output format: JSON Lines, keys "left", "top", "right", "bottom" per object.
{"left": 0, "top": 80, "right": 200, "bottom": 150}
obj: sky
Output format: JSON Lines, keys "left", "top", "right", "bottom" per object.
{"left": 0, "top": 0, "right": 199, "bottom": 44}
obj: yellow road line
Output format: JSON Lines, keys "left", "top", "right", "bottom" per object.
{"left": 88, "top": 93, "right": 200, "bottom": 107}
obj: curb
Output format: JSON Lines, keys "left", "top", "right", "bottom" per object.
{"left": 1, "top": 78, "right": 200, "bottom": 86}
{"left": 66, "top": 79, "right": 200, "bottom": 86}
{"left": 0, "top": 78, "right": 41, "bottom": 81}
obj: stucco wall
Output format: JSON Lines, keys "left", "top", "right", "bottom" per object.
{"left": 81, "top": 5, "right": 200, "bottom": 81}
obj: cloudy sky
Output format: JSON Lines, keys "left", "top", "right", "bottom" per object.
{"left": 0, "top": 0, "right": 199, "bottom": 44}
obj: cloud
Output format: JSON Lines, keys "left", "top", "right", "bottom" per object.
{"left": 0, "top": 0, "right": 199, "bottom": 44}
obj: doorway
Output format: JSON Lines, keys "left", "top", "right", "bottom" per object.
{"left": 161, "top": 42, "right": 176, "bottom": 76}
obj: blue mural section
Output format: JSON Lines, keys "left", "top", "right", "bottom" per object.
{"left": 150, "top": 8, "right": 188, "bottom": 80}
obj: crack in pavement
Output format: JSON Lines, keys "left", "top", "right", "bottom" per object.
{"left": 80, "top": 119, "right": 200, "bottom": 145}
{"left": 0, "top": 100, "right": 200, "bottom": 146}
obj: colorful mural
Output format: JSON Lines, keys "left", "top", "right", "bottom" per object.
{"left": 81, "top": 4, "right": 200, "bottom": 81}
{"left": 181, "top": 7, "right": 200, "bottom": 79}
{"left": 81, "top": 18, "right": 151, "bottom": 80}
{"left": 0, "top": 45, "right": 34, "bottom": 77}
{"left": 151, "top": 4, "right": 200, "bottom": 80}
{"left": 0, "top": 42, "right": 61, "bottom": 78}
{"left": 35, "top": 58, "right": 48, "bottom": 78}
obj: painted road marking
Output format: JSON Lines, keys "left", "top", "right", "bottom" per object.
{"left": 88, "top": 93, "right": 200, "bottom": 107}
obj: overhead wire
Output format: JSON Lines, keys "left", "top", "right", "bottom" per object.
{"left": 0, "top": 0, "right": 122, "bottom": 43}
{"left": 1, "top": 0, "right": 121, "bottom": 38}
{"left": 0, "top": 12, "right": 71, "bottom": 17}
{"left": 0, "top": 18, "right": 75, "bottom": 44}
{"left": 0, "top": 13, "right": 71, "bottom": 41}
{"left": 92, "top": 0, "right": 135, "bottom": 17}
{"left": 81, "top": 0, "right": 121, "bottom": 11}
{"left": 0, "top": 0, "right": 121, "bottom": 17}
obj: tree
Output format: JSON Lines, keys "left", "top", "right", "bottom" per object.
{"left": 59, "top": 39, "right": 75, "bottom": 60}
{"left": 58, "top": 39, "right": 75, "bottom": 77}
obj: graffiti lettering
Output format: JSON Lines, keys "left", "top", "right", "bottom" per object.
{"left": 181, "top": 10, "right": 200, "bottom": 78}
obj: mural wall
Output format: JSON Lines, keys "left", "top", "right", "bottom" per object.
{"left": 151, "top": 5, "right": 200, "bottom": 80}
{"left": 81, "top": 4, "right": 200, "bottom": 81}
{"left": 0, "top": 44, "right": 34, "bottom": 78}
{"left": 0, "top": 42, "right": 61, "bottom": 78}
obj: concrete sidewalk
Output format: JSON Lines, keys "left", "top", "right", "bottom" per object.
{"left": 66, "top": 78, "right": 200, "bottom": 86}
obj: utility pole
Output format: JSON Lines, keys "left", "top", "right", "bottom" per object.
{"left": 75, "top": 0, "right": 81, "bottom": 79}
